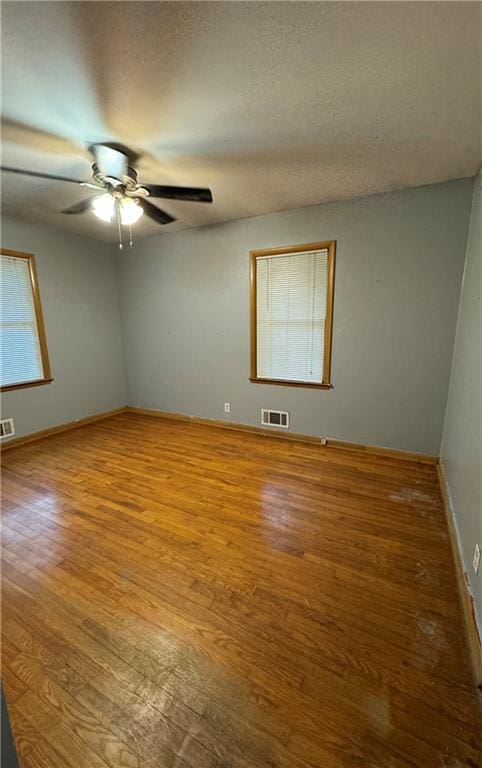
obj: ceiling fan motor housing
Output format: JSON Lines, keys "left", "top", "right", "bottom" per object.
{"left": 91, "top": 163, "right": 139, "bottom": 190}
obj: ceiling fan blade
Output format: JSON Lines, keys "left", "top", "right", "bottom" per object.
{"left": 80, "top": 182, "right": 105, "bottom": 190}
{"left": 89, "top": 143, "right": 129, "bottom": 179}
{"left": 61, "top": 197, "right": 95, "bottom": 215}
{"left": 1, "top": 166, "right": 84, "bottom": 184}
{"left": 143, "top": 184, "right": 213, "bottom": 203}
{"left": 2, "top": 118, "right": 83, "bottom": 157}
{"left": 137, "top": 198, "right": 176, "bottom": 225}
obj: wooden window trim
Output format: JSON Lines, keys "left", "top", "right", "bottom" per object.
{"left": 0, "top": 248, "right": 53, "bottom": 392}
{"left": 249, "top": 240, "right": 336, "bottom": 389}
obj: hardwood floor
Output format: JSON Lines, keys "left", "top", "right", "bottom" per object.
{"left": 1, "top": 412, "right": 480, "bottom": 768}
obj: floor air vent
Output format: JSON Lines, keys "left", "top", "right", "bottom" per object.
{"left": 0, "top": 418, "right": 15, "bottom": 439}
{"left": 261, "top": 409, "right": 289, "bottom": 429}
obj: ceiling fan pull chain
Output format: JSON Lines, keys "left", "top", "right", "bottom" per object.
{"left": 116, "top": 198, "right": 123, "bottom": 250}
{"left": 129, "top": 223, "right": 133, "bottom": 248}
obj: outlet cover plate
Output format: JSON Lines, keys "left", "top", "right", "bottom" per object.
{"left": 473, "top": 544, "right": 480, "bottom": 575}
{"left": 224, "top": 403, "right": 230, "bottom": 413}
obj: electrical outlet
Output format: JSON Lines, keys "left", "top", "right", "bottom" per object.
{"left": 224, "top": 402, "right": 230, "bottom": 413}
{"left": 473, "top": 544, "right": 480, "bottom": 575}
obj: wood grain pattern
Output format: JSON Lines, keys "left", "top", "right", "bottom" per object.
{"left": 1, "top": 411, "right": 481, "bottom": 768}
{"left": 325, "top": 437, "right": 438, "bottom": 465}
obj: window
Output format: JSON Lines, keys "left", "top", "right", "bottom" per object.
{"left": 250, "top": 240, "right": 335, "bottom": 388}
{"left": 0, "top": 249, "right": 52, "bottom": 391}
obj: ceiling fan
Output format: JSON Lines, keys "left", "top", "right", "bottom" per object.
{"left": 0, "top": 142, "right": 213, "bottom": 248}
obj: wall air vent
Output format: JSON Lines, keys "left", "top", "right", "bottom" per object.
{"left": 261, "top": 409, "right": 289, "bottom": 429}
{"left": 0, "top": 418, "right": 15, "bottom": 440}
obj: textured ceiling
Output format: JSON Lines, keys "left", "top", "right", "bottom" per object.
{"left": 1, "top": 1, "right": 481, "bottom": 242}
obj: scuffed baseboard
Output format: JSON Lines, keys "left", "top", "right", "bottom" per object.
{"left": 126, "top": 406, "right": 438, "bottom": 463}
{"left": 437, "top": 461, "right": 482, "bottom": 686}
{"left": 0, "top": 407, "right": 127, "bottom": 451}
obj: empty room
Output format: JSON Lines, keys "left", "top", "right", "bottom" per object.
{"left": 0, "top": 2, "right": 481, "bottom": 767}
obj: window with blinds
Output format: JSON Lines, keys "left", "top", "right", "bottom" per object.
{"left": 250, "top": 241, "right": 335, "bottom": 387}
{"left": 0, "top": 250, "right": 51, "bottom": 391}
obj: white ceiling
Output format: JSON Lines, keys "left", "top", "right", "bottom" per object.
{"left": 1, "top": 1, "right": 481, "bottom": 242}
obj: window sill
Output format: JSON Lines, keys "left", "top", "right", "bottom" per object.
{"left": 1, "top": 377, "right": 54, "bottom": 393}
{"left": 249, "top": 377, "right": 332, "bottom": 390}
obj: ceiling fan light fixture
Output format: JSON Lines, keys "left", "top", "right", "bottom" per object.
{"left": 92, "top": 192, "right": 115, "bottom": 223}
{"left": 119, "top": 196, "right": 143, "bottom": 225}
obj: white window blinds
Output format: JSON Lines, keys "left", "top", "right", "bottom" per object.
{"left": 0, "top": 255, "right": 44, "bottom": 387}
{"left": 256, "top": 248, "right": 328, "bottom": 383}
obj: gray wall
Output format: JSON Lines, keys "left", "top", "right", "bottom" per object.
{"left": 441, "top": 172, "right": 481, "bottom": 634}
{"left": 1, "top": 217, "right": 126, "bottom": 438}
{"left": 119, "top": 178, "right": 473, "bottom": 454}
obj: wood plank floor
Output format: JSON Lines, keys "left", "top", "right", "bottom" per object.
{"left": 1, "top": 412, "right": 481, "bottom": 768}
